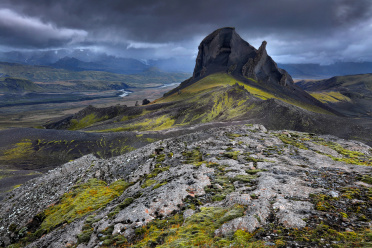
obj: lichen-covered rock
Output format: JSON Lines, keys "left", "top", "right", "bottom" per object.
{"left": 183, "top": 209, "right": 195, "bottom": 220}
{"left": 0, "top": 124, "right": 371, "bottom": 247}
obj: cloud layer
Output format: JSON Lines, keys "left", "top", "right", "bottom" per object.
{"left": 0, "top": 8, "right": 87, "bottom": 48}
{"left": 0, "top": 0, "right": 371, "bottom": 64}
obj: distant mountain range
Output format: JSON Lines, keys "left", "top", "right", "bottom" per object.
{"left": 0, "top": 50, "right": 194, "bottom": 74}
{"left": 1, "top": 49, "right": 372, "bottom": 77}
{"left": 0, "top": 62, "right": 189, "bottom": 86}
{"left": 279, "top": 62, "right": 372, "bottom": 79}
{"left": 51, "top": 56, "right": 149, "bottom": 74}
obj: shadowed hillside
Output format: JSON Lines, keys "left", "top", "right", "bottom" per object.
{"left": 297, "top": 74, "right": 372, "bottom": 118}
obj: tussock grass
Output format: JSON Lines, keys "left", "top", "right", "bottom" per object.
{"left": 39, "top": 178, "right": 131, "bottom": 232}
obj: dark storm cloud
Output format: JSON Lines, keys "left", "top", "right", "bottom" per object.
{"left": 0, "top": 8, "right": 87, "bottom": 49}
{"left": 0, "top": 0, "right": 371, "bottom": 63}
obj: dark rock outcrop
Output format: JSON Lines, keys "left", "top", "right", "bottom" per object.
{"left": 193, "top": 27, "right": 256, "bottom": 78}
{"left": 241, "top": 40, "right": 293, "bottom": 87}
{"left": 142, "top": 99, "right": 150, "bottom": 105}
{"left": 170, "top": 27, "right": 294, "bottom": 95}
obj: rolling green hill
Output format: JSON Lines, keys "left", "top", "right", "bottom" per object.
{"left": 297, "top": 74, "right": 372, "bottom": 117}
{"left": 156, "top": 73, "right": 334, "bottom": 115}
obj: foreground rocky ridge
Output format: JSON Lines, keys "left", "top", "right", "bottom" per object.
{"left": 0, "top": 124, "right": 371, "bottom": 247}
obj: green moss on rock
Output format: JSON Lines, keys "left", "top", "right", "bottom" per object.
{"left": 182, "top": 149, "right": 203, "bottom": 164}
{"left": 141, "top": 179, "right": 157, "bottom": 188}
{"left": 39, "top": 179, "right": 131, "bottom": 232}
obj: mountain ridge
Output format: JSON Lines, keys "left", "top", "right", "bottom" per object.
{"left": 165, "top": 28, "right": 340, "bottom": 116}
{"left": 51, "top": 56, "right": 149, "bottom": 75}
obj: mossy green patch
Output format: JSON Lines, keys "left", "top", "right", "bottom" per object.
{"left": 244, "top": 155, "right": 265, "bottom": 165}
{"left": 310, "top": 186, "right": 371, "bottom": 223}
{"left": 97, "top": 115, "right": 176, "bottom": 132}
{"left": 204, "top": 177, "right": 235, "bottom": 202}
{"left": 311, "top": 194, "right": 334, "bottom": 211}
{"left": 146, "top": 138, "right": 157, "bottom": 143}
{"left": 275, "top": 133, "right": 308, "bottom": 150}
{"left": 199, "top": 90, "right": 249, "bottom": 123}
{"left": 147, "top": 167, "right": 170, "bottom": 179}
{"left": 285, "top": 224, "right": 372, "bottom": 247}
{"left": 1, "top": 139, "right": 33, "bottom": 161}
{"left": 119, "top": 205, "right": 263, "bottom": 248}
{"left": 156, "top": 154, "right": 166, "bottom": 162}
{"left": 233, "top": 229, "right": 254, "bottom": 245}
{"left": 314, "top": 140, "right": 371, "bottom": 166}
{"left": 246, "top": 169, "right": 266, "bottom": 175}
{"left": 141, "top": 179, "right": 157, "bottom": 188}
{"left": 218, "top": 205, "right": 245, "bottom": 224}
{"left": 182, "top": 148, "right": 203, "bottom": 165}
{"left": 310, "top": 91, "right": 351, "bottom": 103}
{"left": 10, "top": 180, "right": 131, "bottom": 246}
{"left": 226, "top": 133, "right": 242, "bottom": 139}
{"left": 340, "top": 187, "right": 361, "bottom": 200}
{"left": 69, "top": 113, "right": 109, "bottom": 130}
{"left": 77, "top": 228, "right": 94, "bottom": 244}
{"left": 39, "top": 179, "right": 131, "bottom": 232}
{"left": 204, "top": 163, "right": 237, "bottom": 202}
{"left": 222, "top": 151, "right": 240, "bottom": 160}
{"left": 233, "top": 174, "right": 257, "bottom": 183}
{"left": 134, "top": 115, "right": 176, "bottom": 131}
{"left": 156, "top": 73, "right": 276, "bottom": 103}
{"left": 360, "top": 175, "right": 372, "bottom": 184}
{"left": 153, "top": 181, "right": 168, "bottom": 189}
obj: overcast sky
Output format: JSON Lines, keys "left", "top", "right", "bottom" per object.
{"left": 0, "top": 0, "right": 372, "bottom": 64}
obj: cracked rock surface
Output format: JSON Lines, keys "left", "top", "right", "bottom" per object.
{"left": 0, "top": 124, "right": 371, "bottom": 247}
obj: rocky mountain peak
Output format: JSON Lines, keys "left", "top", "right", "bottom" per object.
{"left": 192, "top": 28, "right": 294, "bottom": 87}
{"left": 193, "top": 27, "right": 255, "bottom": 78}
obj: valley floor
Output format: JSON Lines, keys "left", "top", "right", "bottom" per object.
{"left": 0, "top": 85, "right": 175, "bottom": 129}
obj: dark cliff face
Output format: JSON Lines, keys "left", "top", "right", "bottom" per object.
{"left": 193, "top": 27, "right": 256, "bottom": 78}
{"left": 192, "top": 27, "right": 294, "bottom": 87}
